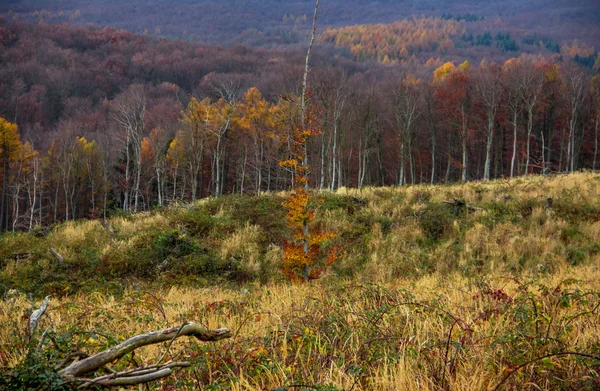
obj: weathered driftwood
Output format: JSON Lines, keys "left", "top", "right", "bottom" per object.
{"left": 49, "top": 248, "right": 65, "bottom": 264}
{"left": 58, "top": 323, "right": 232, "bottom": 380}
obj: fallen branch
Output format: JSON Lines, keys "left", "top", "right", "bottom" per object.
{"left": 100, "top": 219, "right": 116, "bottom": 236}
{"left": 49, "top": 248, "right": 65, "bottom": 264}
{"left": 58, "top": 322, "right": 231, "bottom": 379}
{"left": 75, "top": 361, "right": 190, "bottom": 388}
{"left": 29, "top": 295, "right": 50, "bottom": 334}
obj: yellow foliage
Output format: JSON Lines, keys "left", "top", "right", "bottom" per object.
{"left": 459, "top": 60, "right": 471, "bottom": 72}
{"left": 433, "top": 62, "right": 455, "bottom": 83}
{"left": 0, "top": 117, "right": 22, "bottom": 163}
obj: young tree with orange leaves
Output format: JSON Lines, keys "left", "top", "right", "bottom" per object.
{"left": 278, "top": 0, "right": 339, "bottom": 282}
{"left": 279, "top": 105, "right": 339, "bottom": 281}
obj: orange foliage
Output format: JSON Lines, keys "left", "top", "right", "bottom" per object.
{"left": 279, "top": 102, "right": 339, "bottom": 282}
{"left": 560, "top": 40, "right": 595, "bottom": 58}
{"left": 320, "top": 17, "right": 464, "bottom": 63}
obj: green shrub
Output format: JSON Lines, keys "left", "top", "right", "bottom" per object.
{"left": 178, "top": 207, "right": 213, "bottom": 236}
{"left": 0, "top": 354, "right": 70, "bottom": 391}
{"left": 419, "top": 203, "right": 455, "bottom": 241}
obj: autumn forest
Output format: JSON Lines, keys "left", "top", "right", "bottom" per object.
{"left": 0, "top": 15, "right": 599, "bottom": 231}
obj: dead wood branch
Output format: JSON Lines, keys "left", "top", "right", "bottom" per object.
{"left": 49, "top": 248, "right": 65, "bottom": 264}
{"left": 29, "top": 295, "right": 50, "bottom": 334}
{"left": 58, "top": 322, "right": 231, "bottom": 379}
{"left": 100, "top": 219, "right": 116, "bottom": 236}
{"left": 75, "top": 361, "right": 190, "bottom": 388}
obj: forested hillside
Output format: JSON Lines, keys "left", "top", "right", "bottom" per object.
{"left": 1, "top": 0, "right": 599, "bottom": 48}
{"left": 0, "top": 19, "right": 599, "bottom": 231}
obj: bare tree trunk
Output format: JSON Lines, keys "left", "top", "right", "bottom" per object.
{"left": 319, "top": 131, "right": 326, "bottom": 190}
{"left": 330, "top": 120, "right": 338, "bottom": 190}
{"left": 300, "top": 0, "right": 320, "bottom": 192}
{"left": 156, "top": 167, "right": 162, "bottom": 206}
{"left": 483, "top": 112, "right": 495, "bottom": 181}
{"left": 409, "top": 138, "right": 415, "bottom": 185}
{"left": 510, "top": 110, "right": 518, "bottom": 178}
{"left": 567, "top": 115, "right": 575, "bottom": 173}
{"left": 133, "top": 141, "right": 142, "bottom": 211}
{"left": 540, "top": 131, "right": 546, "bottom": 175}
{"left": 524, "top": 105, "right": 532, "bottom": 174}
{"left": 398, "top": 137, "right": 405, "bottom": 185}
{"left": 28, "top": 157, "right": 39, "bottom": 229}
{"left": 461, "top": 105, "right": 468, "bottom": 182}
{"left": 124, "top": 133, "right": 131, "bottom": 210}
{"left": 357, "top": 137, "right": 364, "bottom": 187}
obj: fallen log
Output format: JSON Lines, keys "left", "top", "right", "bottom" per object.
{"left": 59, "top": 322, "right": 232, "bottom": 380}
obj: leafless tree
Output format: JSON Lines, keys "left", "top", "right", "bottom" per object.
{"left": 110, "top": 84, "right": 147, "bottom": 211}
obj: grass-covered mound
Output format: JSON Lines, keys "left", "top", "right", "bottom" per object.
{"left": 1, "top": 172, "right": 600, "bottom": 297}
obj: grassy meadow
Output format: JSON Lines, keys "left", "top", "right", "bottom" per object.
{"left": 1, "top": 172, "right": 600, "bottom": 390}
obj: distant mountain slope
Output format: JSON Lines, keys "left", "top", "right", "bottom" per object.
{"left": 1, "top": 0, "right": 599, "bottom": 47}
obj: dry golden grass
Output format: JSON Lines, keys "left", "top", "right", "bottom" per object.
{"left": 2, "top": 173, "right": 600, "bottom": 389}
{"left": 2, "top": 266, "right": 599, "bottom": 390}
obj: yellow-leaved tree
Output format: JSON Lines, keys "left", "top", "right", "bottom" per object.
{"left": 0, "top": 117, "right": 23, "bottom": 231}
{"left": 433, "top": 62, "right": 456, "bottom": 83}
{"left": 238, "top": 87, "right": 276, "bottom": 195}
